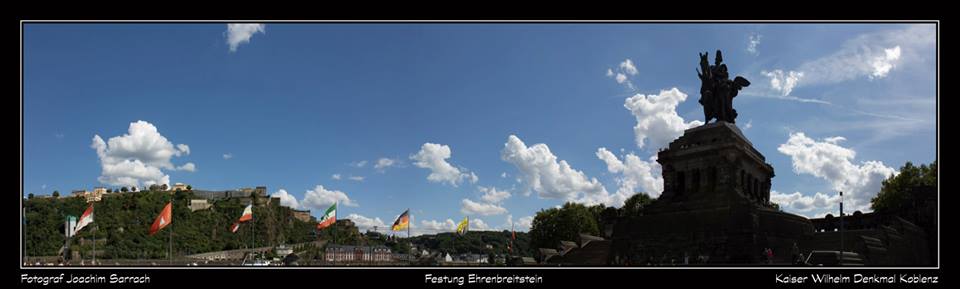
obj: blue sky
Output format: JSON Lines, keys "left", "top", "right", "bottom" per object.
{"left": 22, "top": 23, "right": 937, "bottom": 234}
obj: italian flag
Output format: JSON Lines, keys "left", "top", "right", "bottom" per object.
{"left": 316, "top": 203, "right": 336, "bottom": 230}
{"left": 73, "top": 204, "right": 94, "bottom": 236}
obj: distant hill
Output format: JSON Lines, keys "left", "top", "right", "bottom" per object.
{"left": 407, "top": 230, "right": 532, "bottom": 257}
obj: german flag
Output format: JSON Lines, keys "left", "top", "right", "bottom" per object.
{"left": 391, "top": 209, "right": 410, "bottom": 231}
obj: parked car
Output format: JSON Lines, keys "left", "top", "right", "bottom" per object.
{"left": 804, "top": 250, "right": 864, "bottom": 266}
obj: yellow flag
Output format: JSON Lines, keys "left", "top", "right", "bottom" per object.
{"left": 456, "top": 216, "right": 469, "bottom": 235}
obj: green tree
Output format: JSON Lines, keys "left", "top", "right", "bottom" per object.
{"left": 160, "top": 184, "right": 168, "bottom": 191}
{"left": 121, "top": 187, "right": 128, "bottom": 193}
{"left": 28, "top": 193, "right": 34, "bottom": 199}
{"left": 186, "top": 185, "right": 192, "bottom": 191}
{"left": 621, "top": 192, "right": 655, "bottom": 218}
{"left": 52, "top": 191, "right": 59, "bottom": 198}
{"left": 871, "top": 161, "right": 936, "bottom": 214}
{"left": 148, "top": 184, "right": 159, "bottom": 191}
{"left": 528, "top": 202, "right": 599, "bottom": 251}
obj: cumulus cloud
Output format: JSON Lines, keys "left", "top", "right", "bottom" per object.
{"left": 331, "top": 174, "right": 342, "bottom": 180}
{"left": 470, "top": 218, "right": 491, "bottom": 231}
{"left": 346, "top": 213, "right": 387, "bottom": 231}
{"left": 517, "top": 216, "right": 533, "bottom": 231}
{"left": 596, "top": 148, "right": 663, "bottom": 202}
{"left": 870, "top": 46, "right": 901, "bottom": 79}
{"left": 176, "top": 162, "right": 197, "bottom": 172}
{"left": 176, "top": 144, "right": 190, "bottom": 155}
{"left": 615, "top": 73, "right": 628, "bottom": 84}
{"left": 226, "top": 23, "right": 265, "bottom": 52}
{"left": 770, "top": 190, "right": 841, "bottom": 216}
{"left": 619, "top": 59, "right": 638, "bottom": 76}
{"left": 350, "top": 160, "right": 367, "bottom": 168}
{"left": 478, "top": 186, "right": 512, "bottom": 203}
{"left": 777, "top": 132, "right": 897, "bottom": 212}
{"left": 411, "top": 143, "right": 478, "bottom": 187}
{"left": 301, "top": 185, "right": 358, "bottom": 210}
{"left": 607, "top": 58, "right": 638, "bottom": 90}
{"left": 420, "top": 219, "right": 457, "bottom": 233}
{"left": 91, "top": 120, "right": 194, "bottom": 188}
{"left": 271, "top": 189, "right": 300, "bottom": 209}
{"left": 624, "top": 88, "right": 704, "bottom": 150}
{"left": 501, "top": 135, "right": 612, "bottom": 205}
{"left": 762, "top": 69, "right": 805, "bottom": 96}
{"left": 461, "top": 198, "right": 508, "bottom": 216}
{"left": 222, "top": 153, "right": 233, "bottom": 160}
{"left": 374, "top": 157, "right": 397, "bottom": 171}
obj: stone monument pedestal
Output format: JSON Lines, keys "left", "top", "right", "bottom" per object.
{"left": 611, "top": 122, "right": 814, "bottom": 265}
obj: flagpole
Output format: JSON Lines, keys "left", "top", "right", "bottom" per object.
{"left": 407, "top": 208, "right": 410, "bottom": 239}
{"left": 169, "top": 201, "right": 173, "bottom": 266}
{"left": 92, "top": 203, "right": 96, "bottom": 266}
{"left": 252, "top": 202, "right": 256, "bottom": 251}
{"left": 334, "top": 201, "right": 338, "bottom": 266}
{"left": 453, "top": 220, "right": 457, "bottom": 256}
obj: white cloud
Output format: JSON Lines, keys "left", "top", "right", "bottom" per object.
{"left": 176, "top": 144, "right": 190, "bottom": 155}
{"left": 222, "top": 153, "right": 233, "bottom": 160}
{"left": 615, "top": 73, "right": 628, "bottom": 84}
{"left": 770, "top": 190, "right": 841, "bottom": 216}
{"left": 91, "top": 120, "right": 193, "bottom": 188}
{"left": 331, "top": 174, "right": 342, "bottom": 180}
{"left": 478, "top": 186, "right": 511, "bottom": 203}
{"left": 348, "top": 176, "right": 365, "bottom": 182}
{"left": 762, "top": 69, "right": 805, "bottom": 96}
{"left": 420, "top": 219, "right": 457, "bottom": 233}
{"left": 271, "top": 189, "right": 300, "bottom": 209}
{"left": 516, "top": 216, "right": 534, "bottom": 232}
{"left": 747, "top": 32, "right": 762, "bottom": 55}
{"left": 619, "top": 59, "right": 638, "bottom": 76}
{"left": 350, "top": 160, "right": 367, "bottom": 168}
{"left": 226, "top": 23, "right": 265, "bottom": 52}
{"left": 301, "top": 185, "right": 358, "bottom": 210}
{"left": 91, "top": 158, "right": 168, "bottom": 189}
{"left": 742, "top": 119, "right": 753, "bottom": 130}
{"left": 624, "top": 88, "right": 704, "bottom": 150}
{"left": 870, "top": 46, "right": 901, "bottom": 79}
{"left": 607, "top": 58, "right": 638, "bottom": 90}
{"left": 596, "top": 148, "right": 663, "bottom": 202}
{"left": 500, "top": 172, "right": 508, "bottom": 178}
{"left": 501, "top": 135, "right": 612, "bottom": 205}
{"left": 346, "top": 213, "right": 387, "bottom": 231}
{"left": 777, "top": 132, "right": 897, "bottom": 212}
{"left": 410, "top": 143, "right": 477, "bottom": 187}
{"left": 469, "top": 218, "right": 491, "bottom": 231}
{"left": 461, "top": 198, "right": 508, "bottom": 216}
{"left": 176, "top": 162, "right": 197, "bottom": 172}
{"left": 762, "top": 25, "right": 932, "bottom": 94}
{"left": 374, "top": 157, "right": 397, "bottom": 171}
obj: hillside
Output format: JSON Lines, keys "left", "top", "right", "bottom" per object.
{"left": 23, "top": 190, "right": 317, "bottom": 259}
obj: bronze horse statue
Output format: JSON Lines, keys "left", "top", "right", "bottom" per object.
{"left": 696, "top": 50, "right": 750, "bottom": 124}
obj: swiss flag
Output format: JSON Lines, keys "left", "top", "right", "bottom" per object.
{"left": 149, "top": 202, "right": 172, "bottom": 236}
